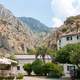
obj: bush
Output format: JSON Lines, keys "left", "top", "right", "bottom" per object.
{"left": 23, "top": 63, "right": 32, "bottom": 76}
{"left": 32, "top": 59, "right": 44, "bottom": 75}
{"left": 17, "top": 73, "right": 24, "bottom": 79}
{"left": 0, "top": 76, "right": 14, "bottom": 80}
{"left": 48, "top": 63, "right": 63, "bottom": 78}
{"left": 42, "top": 62, "right": 63, "bottom": 78}
{"left": 42, "top": 62, "right": 54, "bottom": 76}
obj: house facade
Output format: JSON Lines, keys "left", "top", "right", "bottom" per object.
{"left": 57, "top": 32, "right": 80, "bottom": 49}
{"left": 57, "top": 32, "right": 80, "bottom": 77}
{"left": 0, "top": 57, "right": 17, "bottom": 77}
{"left": 61, "top": 64, "right": 77, "bottom": 77}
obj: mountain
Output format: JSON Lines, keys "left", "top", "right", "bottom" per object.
{"left": 43, "top": 15, "right": 80, "bottom": 50}
{"left": 0, "top": 4, "right": 36, "bottom": 56}
{"left": 19, "top": 17, "right": 52, "bottom": 37}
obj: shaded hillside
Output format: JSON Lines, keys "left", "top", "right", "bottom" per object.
{"left": 19, "top": 17, "right": 52, "bottom": 37}
{"left": 0, "top": 4, "right": 36, "bottom": 56}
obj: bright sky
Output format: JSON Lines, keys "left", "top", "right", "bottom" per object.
{"left": 0, "top": 0, "right": 80, "bottom": 27}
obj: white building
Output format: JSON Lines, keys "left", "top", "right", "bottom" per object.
{"left": 57, "top": 32, "right": 80, "bottom": 49}
{"left": 0, "top": 57, "right": 17, "bottom": 77}
{"left": 62, "top": 64, "right": 77, "bottom": 77}
{"left": 57, "top": 32, "right": 80, "bottom": 77}
{"left": 15, "top": 55, "right": 52, "bottom": 75}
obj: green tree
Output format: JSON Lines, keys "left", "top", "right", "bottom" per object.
{"left": 35, "top": 46, "right": 47, "bottom": 63}
{"left": 69, "top": 43, "right": 80, "bottom": 69}
{"left": 42, "top": 62, "right": 54, "bottom": 76}
{"left": 23, "top": 63, "right": 32, "bottom": 76}
{"left": 56, "top": 44, "right": 73, "bottom": 63}
{"left": 31, "top": 59, "right": 43, "bottom": 75}
{"left": 27, "top": 48, "right": 36, "bottom": 55}
{"left": 61, "top": 27, "right": 68, "bottom": 33}
{"left": 56, "top": 43, "right": 80, "bottom": 69}
{"left": 47, "top": 48, "right": 56, "bottom": 62}
{"left": 42, "top": 62, "right": 63, "bottom": 78}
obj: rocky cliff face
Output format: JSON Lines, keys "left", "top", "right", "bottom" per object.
{"left": 19, "top": 17, "right": 53, "bottom": 39}
{"left": 0, "top": 4, "right": 36, "bottom": 55}
{"left": 0, "top": 4, "right": 79, "bottom": 55}
{"left": 43, "top": 15, "right": 80, "bottom": 50}
{"left": 19, "top": 17, "right": 55, "bottom": 48}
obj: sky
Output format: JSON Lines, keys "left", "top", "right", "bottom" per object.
{"left": 0, "top": 0, "right": 80, "bottom": 28}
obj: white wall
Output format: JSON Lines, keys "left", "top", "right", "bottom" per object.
{"left": 57, "top": 34, "right": 79, "bottom": 77}
{"left": 62, "top": 64, "right": 77, "bottom": 77}
{"left": 57, "top": 35, "right": 80, "bottom": 49}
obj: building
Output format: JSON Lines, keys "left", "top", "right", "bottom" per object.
{"left": 57, "top": 32, "right": 80, "bottom": 77}
{"left": 62, "top": 64, "right": 77, "bottom": 77}
{"left": 57, "top": 32, "right": 80, "bottom": 49}
{"left": 15, "top": 55, "right": 52, "bottom": 75}
{"left": 0, "top": 57, "right": 17, "bottom": 77}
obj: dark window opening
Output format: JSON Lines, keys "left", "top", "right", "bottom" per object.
{"left": 77, "top": 35, "right": 80, "bottom": 39}
{"left": 17, "top": 66, "right": 20, "bottom": 70}
{"left": 66, "top": 36, "right": 72, "bottom": 41}
{"left": 67, "top": 66, "right": 75, "bottom": 71}
{"left": 59, "top": 40, "right": 61, "bottom": 45}
{"left": 59, "top": 40, "right": 61, "bottom": 43}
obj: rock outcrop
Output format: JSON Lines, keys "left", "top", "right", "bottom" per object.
{"left": 0, "top": 4, "right": 36, "bottom": 55}
{"left": 43, "top": 15, "right": 80, "bottom": 50}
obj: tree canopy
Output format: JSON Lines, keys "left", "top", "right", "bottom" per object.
{"left": 56, "top": 43, "right": 80, "bottom": 69}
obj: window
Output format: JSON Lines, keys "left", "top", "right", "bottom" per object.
{"left": 59, "top": 40, "right": 61, "bottom": 43}
{"left": 17, "top": 66, "right": 20, "bottom": 70}
{"left": 66, "top": 36, "right": 72, "bottom": 41}
{"left": 59, "top": 40, "right": 61, "bottom": 45}
{"left": 67, "top": 66, "right": 75, "bottom": 71}
{"left": 77, "top": 35, "right": 80, "bottom": 39}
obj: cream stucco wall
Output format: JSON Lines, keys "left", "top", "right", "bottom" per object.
{"left": 57, "top": 35, "right": 80, "bottom": 49}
